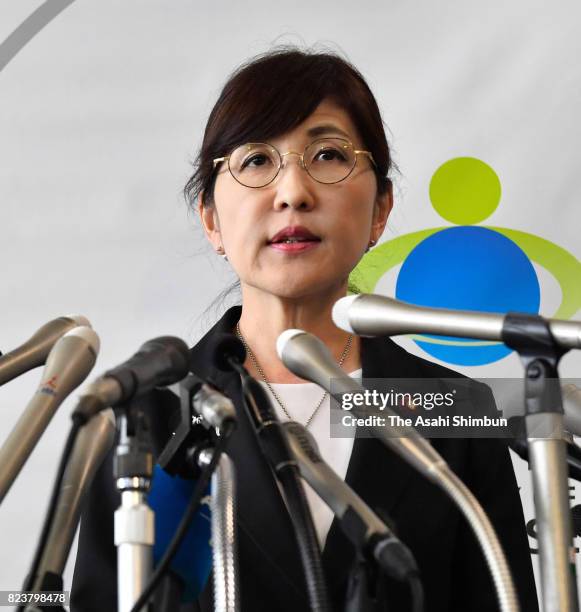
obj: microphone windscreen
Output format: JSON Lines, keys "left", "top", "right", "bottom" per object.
{"left": 332, "top": 295, "right": 358, "bottom": 333}
{"left": 63, "top": 326, "right": 100, "bottom": 354}
{"left": 149, "top": 465, "right": 212, "bottom": 602}
{"left": 275, "top": 329, "right": 303, "bottom": 361}
{"left": 139, "top": 336, "right": 191, "bottom": 380}
{"left": 209, "top": 333, "right": 246, "bottom": 373}
{"left": 65, "top": 314, "right": 92, "bottom": 328}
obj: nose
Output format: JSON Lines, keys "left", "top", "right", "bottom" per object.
{"left": 272, "top": 151, "right": 316, "bottom": 212}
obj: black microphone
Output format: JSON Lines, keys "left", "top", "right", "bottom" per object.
{"left": 210, "top": 333, "right": 297, "bottom": 473}
{"left": 210, "top": 333, "right": 331, "bottom": 612}
{"left": 73, "top": 336, "right": 191, "bottom": 421}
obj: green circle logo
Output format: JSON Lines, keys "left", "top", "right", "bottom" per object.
{"left": 429, "top": 157, "right": 501, "bottom": 225}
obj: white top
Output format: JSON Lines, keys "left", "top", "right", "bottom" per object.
{"left": 258, "top": 368, "right": 362, "bottom": 548}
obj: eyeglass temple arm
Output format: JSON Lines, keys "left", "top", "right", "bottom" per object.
{"left": 213, "top": 156, "right": 229, "bottom": 169}
{"left": 354, "top": 150, "right": 377, "bottom": 168}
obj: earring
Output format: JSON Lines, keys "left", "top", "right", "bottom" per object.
{"left": 365, "top": 239, "right": 376, "bottom": 253}
{"left": 216, "top": 246, "right": 228, "bottom": 262}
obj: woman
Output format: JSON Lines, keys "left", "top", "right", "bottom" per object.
{"left": 72, "top": 48, "right": 538, "bottom": 611}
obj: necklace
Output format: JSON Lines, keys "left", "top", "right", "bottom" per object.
{"left": 235, "top": 321, "right": 353, "bottom": 428}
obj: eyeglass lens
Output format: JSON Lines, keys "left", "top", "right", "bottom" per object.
{"left": 228, "top": 138, "right": 357, "bottom": 187}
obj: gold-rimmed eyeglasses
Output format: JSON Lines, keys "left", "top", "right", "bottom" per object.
{"left": 212, "top": 137, "right": 376, "bottom": 188}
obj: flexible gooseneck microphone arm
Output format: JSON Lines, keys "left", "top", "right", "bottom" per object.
{"left": 27, "top": 409, "right": 116, "bottom": 594}
{"left": 209, "top": 451, "right": 239, "bottom": 612}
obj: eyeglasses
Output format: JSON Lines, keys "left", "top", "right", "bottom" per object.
{"left": 212, "top": 137, "right": 376, "bottom": 188}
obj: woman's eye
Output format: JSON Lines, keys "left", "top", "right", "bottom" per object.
{"left": 315, "top": 148, "right": 347, "bottom": 162}
{"left": 241, "top": 154, "right": 271, "bottom": 169}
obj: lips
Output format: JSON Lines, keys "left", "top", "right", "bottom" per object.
{"left": 268, "top": 225, "right": 321, "bottom": 244}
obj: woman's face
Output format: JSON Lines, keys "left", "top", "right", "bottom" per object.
{"left": 200, "top": 99, "right": 392, "bottom": 299}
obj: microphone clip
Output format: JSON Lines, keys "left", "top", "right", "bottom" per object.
{"left": 156, "top": 374, "right": 217, "bottom": 480}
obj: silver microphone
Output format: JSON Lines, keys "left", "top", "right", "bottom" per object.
{"left": 0, "top": 327, "right": 99, "bottom": 503}
{"left": 277, "top": 328, "right": 519, "bottom": 612}
{"left": 0, "top": 315, "right": 90, "bottom": 387}
{"left": 193, "top": 383, "right": 237, "bottom": 430}
{"left": 276, "top": 328, "right": 446, "bottom": 481}
{"left": 283, "top": 421, "right": 417, "bottom": 579}
{"left": 30, "top": 409, "right": 116, "bottom": 590}
{"left": 284, "top": 420, "right": 388, "bottom": 531}
{"left": 333, "top": 294, "right": 581, "bottom": 350}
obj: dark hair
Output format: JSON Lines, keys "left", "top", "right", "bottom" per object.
{"left": 184, "top": 47, "right": 393, "bottom": 209}
{"left": 187, "top": 47, "right": 394, "bottom": 325}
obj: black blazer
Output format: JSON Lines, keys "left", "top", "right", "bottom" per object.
{"left": 71, "top": 305, "right": 538, "bottom": 612}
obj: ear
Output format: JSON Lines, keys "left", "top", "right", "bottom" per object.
{"left": 370, "top": 181, "right": 393, "bottom": 242}
{"left": 197, "top": 191, "right": 223, "bottom": 251}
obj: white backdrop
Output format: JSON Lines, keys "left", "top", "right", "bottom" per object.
{"left": 1, "top": 1, "right": 580, "bottom": 607}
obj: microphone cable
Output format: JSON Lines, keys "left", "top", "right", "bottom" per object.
{"left": 407, "top": 573, "right": 424, "bottom": 612}
{"left": 128, "top": 419, "right": 235, "bottom": 612}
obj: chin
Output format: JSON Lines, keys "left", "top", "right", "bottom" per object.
{"left": 266, "top": 275, "right": 348, "bottom": 302}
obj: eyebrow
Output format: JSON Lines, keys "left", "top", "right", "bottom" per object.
{"left": 306, "top": 124, "right": 351, "bottom": 139}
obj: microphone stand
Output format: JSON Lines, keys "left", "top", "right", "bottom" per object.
{"left": 503, "top": 313, "right": 579, "bottom": 612}
{"left": 113, "top": 402, "right": 155, "bottom": 612}
{"left": 509, "top": 417, "right": 581, "bottom": 482}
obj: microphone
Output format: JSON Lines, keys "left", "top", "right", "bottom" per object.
{"left": 276, "top": 329, "right": 446, "bottom": 482}
{"left": 276, "top": 328, "right": 519, "bottom": 612}
{"left": 29, "top": 409, "right": 116, "bottom": 593}
{"left": 210, "top": 333, "right": 331, "bottom": 612}
{"left": 177, "top": 372, "right": 237, "bottom": 431}
{"left": 209, "top": 334, "right": 293, "bottom": 471}
{"left": 0, "top": 326, "right": 99, "bottom": 503}
{"left": 148, "top": 465, "right": 213, "bottom": 604}
{"left": 333, "top": 294, "right": 581, "bottom": 350}
{"left": 0, "top": 315, "right": 90, "bottom": 386}
{"left": 283, "top": 421, "right": 418, "bottom": 581}
{"left": 72, "top": 336, "right": 191, "bottom": 421}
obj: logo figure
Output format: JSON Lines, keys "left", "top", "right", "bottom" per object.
{"left": 354, "top": 157, "right": 581, "bottom": 366}
{"left": 39, "top": 375, "right": 58, "bottom": 396}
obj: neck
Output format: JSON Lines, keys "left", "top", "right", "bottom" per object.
{"left": 236, "top": 283, "right": 361, "bottom": 383}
